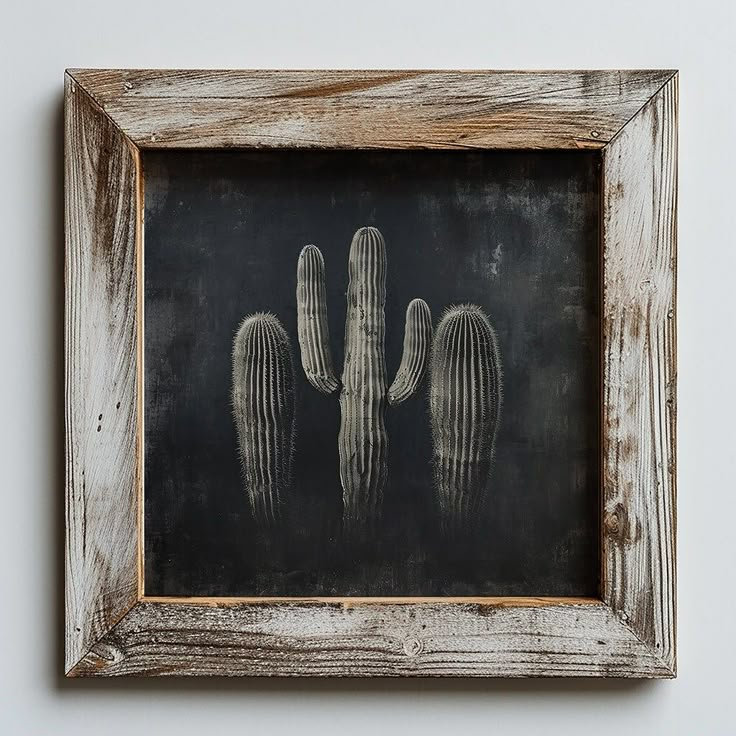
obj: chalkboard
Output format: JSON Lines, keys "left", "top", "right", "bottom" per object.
{"left": 143, "top": 149, "right": 600, "bottom": 597}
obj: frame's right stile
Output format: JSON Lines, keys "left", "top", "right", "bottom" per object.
{"left": 64, "top": 69, "right": 678, "bottom": 678}
{"left": 601, "top": 74, "right": 677, "bottom": 672}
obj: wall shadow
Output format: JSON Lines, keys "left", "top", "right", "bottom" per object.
{"left": 48, "top": 89, "right": 66, "bottom": 688}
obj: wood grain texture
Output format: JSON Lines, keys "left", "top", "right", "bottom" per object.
{"left": 64, "top": 73, "right": 140, "bottom": 673}
{"left": 601, "top": 74, "right": 678, "bottom": 675}
{"left": 66, "top": 69, "right": 676, "bottom": 150}
{"left": 64, "top": 69, "right": 677, "bottom": 678}
{"left": 68, "top": 599, "right": 673, "bottom": 677}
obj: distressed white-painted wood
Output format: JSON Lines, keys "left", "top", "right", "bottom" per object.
{"left": 70, "top": 599, "right": 673, "bottom": 677}
{"left": 64, "top": 69, "right": 677, "bottom": 678}
{"left": 64, "top": 74, "right": 140, "bottom": 673}
{"left": 66, "top": 69, "right": 675, "bottom": 150}
{"left": 602, "top": 74, "right": 678, "bottom": 674}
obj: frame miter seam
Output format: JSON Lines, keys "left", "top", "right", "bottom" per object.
{"left": 65, "top": 69, "right": 141, "bottom": 155}
{"left": 614, "top": 610, "right": 676, "bottom": 677}
{"left": 602, "top": 70, "right": 678, "bottom": 151}
{"left": 65, "top": 589, "right": 140, "bottom": 676}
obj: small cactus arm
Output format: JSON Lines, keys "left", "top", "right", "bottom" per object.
{"left": 296, "top": 227, "right": 432, "bottom": 534}
{"left": 388, "top": 298, "right": 433, "bottom": 405}
{"left": 232, "top": 313, "right": 295, "bottom": 528}
{"left": 296, "top": 245, "right": 339, "bottom": 394}
{"left": 429, "top": 304, "right": 502, "bottom": 535}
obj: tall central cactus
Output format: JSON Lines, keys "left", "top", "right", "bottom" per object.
{"left": 297, "top": 227, "right": 432, "bottom": 534}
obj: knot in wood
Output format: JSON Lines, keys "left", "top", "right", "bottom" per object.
{"left": 603, "top": 508, "right": 621, "bottom": 537}
{"left": 403, "top": 637, "right": 424, "bottom": 657}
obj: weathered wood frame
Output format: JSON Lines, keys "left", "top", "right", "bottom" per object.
{"left": 64, "top": 70, "right": 677, "bottom": 678}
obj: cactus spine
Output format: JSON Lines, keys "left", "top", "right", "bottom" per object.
{"left": 296, "top": 227, "right": 432, "bottom": 534}
{"left": 429, "top": 305, "right": 502, "bottom": 535}
{"left": 232, "top": 313, "right": 295, "bottom": 528}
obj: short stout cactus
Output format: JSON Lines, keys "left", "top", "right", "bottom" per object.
{"left": 429, "top": 305, "right": 502, "bottom": 536}
{"left": 232, "top": 313, "right": 295, "bottom": 528}
{"left": 297, "top": 227, "right": 432, "bottom": 535}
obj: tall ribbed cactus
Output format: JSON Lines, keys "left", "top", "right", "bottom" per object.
{"left": 429, "top": 305, "right": 502, "bottom": 535}
{"left": 297, "top": 227, "right": 432, "bottom": 534}
{"left": 232, "top": 312, "right": 295, "bottom": 528}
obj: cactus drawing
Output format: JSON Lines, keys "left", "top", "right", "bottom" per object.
{"left": 296, "top": 227, "right": 432, "bottom": 534}
{"left": 232, "top": 312, "right": 295, "bottom": 528}
{"left": 429, "top": 304, "right": 502, "bottom": 535}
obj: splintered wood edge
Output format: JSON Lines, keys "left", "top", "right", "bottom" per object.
{"left": 64, "top": 69, "right": 677, "bottom": 678}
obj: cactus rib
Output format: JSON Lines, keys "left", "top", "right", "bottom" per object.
{"left": 429, "top": 304, "right": 502, "bottom": 534}
{"left": 296, "top": 244, "right": 338, "bottom": 394}
{"left": 232, "top": 312, "right": 295, "bottom": 527}
{"left": 388, "top": 298, "right": 433, "bottom": 405}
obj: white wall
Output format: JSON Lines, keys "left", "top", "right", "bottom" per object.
{"left": 2, "top": 1, "right": 733, "bottom": 733}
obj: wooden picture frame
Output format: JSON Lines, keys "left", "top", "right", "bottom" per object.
{"left": 64, "top": 69, "right": 677, "bottom": 678}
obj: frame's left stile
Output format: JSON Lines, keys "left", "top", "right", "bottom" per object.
{"left": 64, "top": 74, "right": 141, "bottom": 673}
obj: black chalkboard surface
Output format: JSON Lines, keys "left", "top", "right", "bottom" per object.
{"left": 143, "top": 149, "right": 600, "bottom": 597}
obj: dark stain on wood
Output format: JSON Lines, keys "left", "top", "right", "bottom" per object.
{"left": 281, "top": 72, "right": 424, "bottom": 99}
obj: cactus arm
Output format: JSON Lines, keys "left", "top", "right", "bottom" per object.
{"left": 339, "top": 227, "right": 389, "bottom": 529}
{"left": 429, "top": 304, "right": 502, "bottom": 534}
{"left": 296, "top": 244, "right": 339, "bottom": 394}
{"left": 232, "top": 312, "right": 295, "bottom": 527}
{"left": 388, "top": 298, "right": 433, "bottom": 405}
